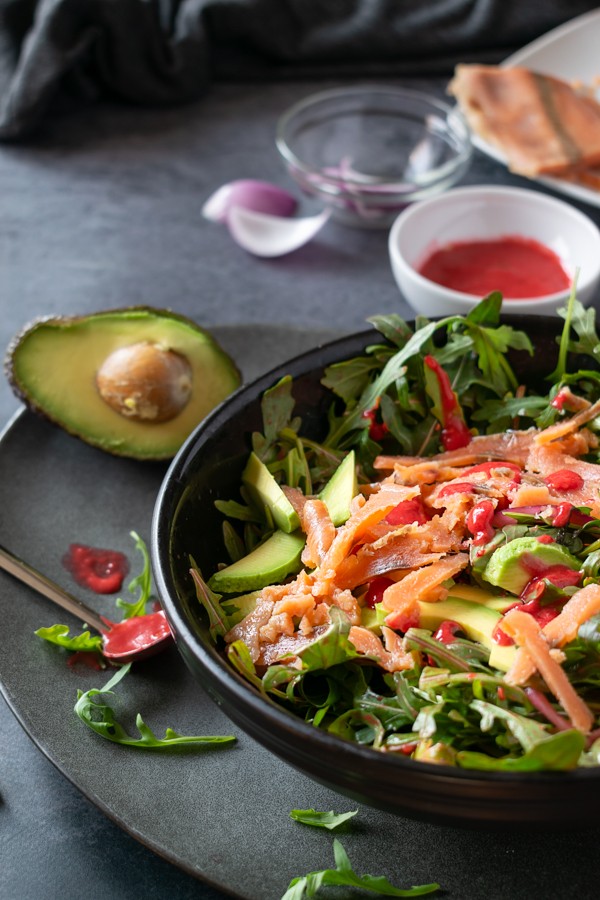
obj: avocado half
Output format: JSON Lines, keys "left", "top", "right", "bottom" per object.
{"left": 4, "top": 307, "right": 241, "bottom": 460}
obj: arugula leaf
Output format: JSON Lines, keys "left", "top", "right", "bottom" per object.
{"left": 281, "top": 838, "right": 440, "bottom": 899}
{"left": 214, "top": 498, "right": 260, "bottom": 523}
{"left": 471, "top": 394, "right": 548, "bottom": 427}
{"left": 324, "top": 315, "right": 463, "bottom": 450}
{"left": 464, "top": 291, "right": 503, "bottom": 325}
{"left": 289, "top": 808, "right": 358, "bottom": 830}
{"left": 578, "top": 613, "right": 600, "bottom": 644}
{"left": 322, "top": 355, "right": 382, "bottom": 405}
{"left": 470, "top": 698, "right": 557, "bottom": 755}
{"left": 227, "top": 639, "right": 264, "bottom": 690}
{"left": 116, "top": 531, "right": 153, "bottom": 619}
{"left": 458, "top": 729, "right": 585, "bottom": 772}
{"left": 549, "top": 285, "right": 581, "bottom": 382}
{"left": 328, "top": 708, "right": 386, "bottom": 747}
{"left": 466, "top": 321, "right": 532, "bottom": 395}
{"left": 255, "top": 375, "right": 297, "bottom": 454}
{"left": 222, "top": 520, "right": 247, "bottom": 563}
{"left": 74, "top": 663, "right": 236, "bottom": 750}
{"left": 367, "top": 314, "right": 414, "bottom": 347}
{"left": 297, "top": 607, "right": 360, "bottom": 670}
{"left": 190, "top": 561, "right": 228, "bottom": 641}
{"left": 35, "top": 624, "right": 103, "bottom": 653}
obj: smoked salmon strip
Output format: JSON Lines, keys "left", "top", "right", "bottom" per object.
{"left": 449, "top": 65, "right": 600, "bottom": 177}
{"left": 501, "top": 609, "right": 594, "bottom": 732}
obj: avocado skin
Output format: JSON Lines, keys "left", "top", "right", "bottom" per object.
{"left": 4, "top": 306, "right": 242, "bottom": 461}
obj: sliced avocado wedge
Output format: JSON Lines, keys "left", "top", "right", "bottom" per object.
{"left": 417, "top": 597, "right": 502, "bottom": 648}
{"left": 319, "top": 450, "right": 358, "bottom": 526}
{"left": 5, "top": 307, "right": 241, "bottom": 460}
{"left": 208, "top": 530, "right": 305, "bottom": 593}
{"left": 482, "top": 536, "right": 581, "bottom": 596}
{"left": 447, "top": 584, "right": 515, "bottom": 613}
{"left": 221, "top": 590, "right": 262, "bottom": 627}
{"left": 242, "top": 452, "right": 300, "bottom": 533}
{"left": 416, "top": 596, "right": 516, "bottom": 671}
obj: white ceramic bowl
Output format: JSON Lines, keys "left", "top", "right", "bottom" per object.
{"left": 388, "top": 185, "right": 600, "bottom": 316}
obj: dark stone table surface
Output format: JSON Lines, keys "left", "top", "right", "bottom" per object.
{"left": 2, "top": 75, "right": 600, "bottom": 900}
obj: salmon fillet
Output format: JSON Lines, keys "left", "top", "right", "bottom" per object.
{"left": 449, "top": 64, "right": 600, "bottom": 177}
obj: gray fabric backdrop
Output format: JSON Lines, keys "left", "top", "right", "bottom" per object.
{"left": 0, "top": 0, "right": 598, "bottom": 139}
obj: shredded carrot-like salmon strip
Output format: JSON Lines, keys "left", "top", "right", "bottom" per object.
{"left": 501, "top": 609, "right": 594, "bottom": 732}
{"left": 382, "top": 553, "right": 470, "bottom": 612}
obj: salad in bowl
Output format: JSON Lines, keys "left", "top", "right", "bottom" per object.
{"left": 154, "top": 293, "right": 600, "bottom": 824}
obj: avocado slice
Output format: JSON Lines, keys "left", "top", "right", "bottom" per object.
{"left": 208, "top": 530, "right": 305, "bottom": 593}
{"left": 482, "top": 536, "right": 581, "bottom": 596}
{"left": 242, "top": 452, "right": 300, "bottom": 533}
{"left": 447, "top": 583, "right": 515, "bottom": 613}
{"left": 5, "top": 307, "right": 241, "bottom": 460}
{"left": 319, "top": 450, "right": 358, "bottom": 526}
{"left": 220, "top": 590, "right": 262, "bottom": 627}
{"left": 416, "top": 596, "right": 516, "bottom": 671}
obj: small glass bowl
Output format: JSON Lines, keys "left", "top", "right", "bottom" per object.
{"left": 275, "top": 85, "right": 472, "bottom": 228}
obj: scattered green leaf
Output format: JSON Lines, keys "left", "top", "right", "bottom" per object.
{"left": 74, "top": 663, "right": 236, "bottom": 750}
{"left": 289, "top": 808, "right": 358, "bottom": 830}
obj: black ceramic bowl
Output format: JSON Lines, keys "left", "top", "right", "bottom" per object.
{"left": 152, "top": 315, "right": 600, "bottom": 829}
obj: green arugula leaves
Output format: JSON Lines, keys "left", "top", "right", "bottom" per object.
{"left": 282, "top": 839, "right": 439, "bottom": 899}
{"left": 289, "top": 808, "right": 358, "bottom": 830}
{"left": 74, "top": 663, "right": 236, "bottom": 750}
{"left": 34, "top": 624, "right": 103, "bottom": 653}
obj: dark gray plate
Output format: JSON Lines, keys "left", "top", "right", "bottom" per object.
{"left": 1, "top": 325, "right": 600, "bottom": 900}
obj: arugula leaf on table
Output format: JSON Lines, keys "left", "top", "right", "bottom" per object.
{"left": 35, "top": 624, "right": 103, "bottom": 653}
{"left": 74, "top": 663, "right": 236, "bottom": 750}
{"left": 289, "top": 808, "right": 358, "bottom": 830}
{"left": 281, "top": 838, "right": 440, "bottom": 899}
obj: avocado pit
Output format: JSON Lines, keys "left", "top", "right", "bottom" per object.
{"left": 96, "top": 341, "right": 193, "bottom": 423}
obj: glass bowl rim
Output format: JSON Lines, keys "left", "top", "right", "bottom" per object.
{"left": 275, "top": 84, "right": 472, "bottom": 191}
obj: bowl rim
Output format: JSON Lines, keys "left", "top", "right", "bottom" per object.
{"left": 152, "top": 319, "right": 600, "bottom": 810}
{"left": 388, "top": 184, "right": 600, "bottom": 306}
{"left": 275, "top": 84, "right": 472, "bottom": 191}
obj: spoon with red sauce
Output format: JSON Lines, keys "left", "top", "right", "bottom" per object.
{"left": 0, "top": 543, "right": 173, "bottom": 663}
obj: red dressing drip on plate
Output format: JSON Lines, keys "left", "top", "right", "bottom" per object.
{"left": 418, "top": 235, "right": 571, "bottom": 298}
{"left": 63, "top": 543, "right": 129, "bottom": 594}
